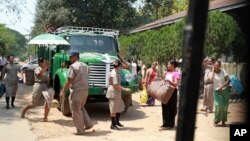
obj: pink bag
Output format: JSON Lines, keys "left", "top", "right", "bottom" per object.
{"left": 147, "top": 78, "right": 175, "bottom": 104}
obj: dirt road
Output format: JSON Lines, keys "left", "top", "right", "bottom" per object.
{"left": 1, "top": 83, "right": 247, "bottom": 141}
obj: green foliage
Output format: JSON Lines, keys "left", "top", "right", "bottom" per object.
{"left": 31, "top": 0, "right": 189, "bottom": 35}
{"left": 0, "top": 24, "right": 27, "bottom": 58}
{"left": 32, "top": 0, "right": 139, "bottom": 35}
{"left": 119, "top": 19, "right": 184, "bottom": 65}
{"left": 140, "top": 0, "right": 188, "bottom": 21}
{"left": 171, "top": 0, "right": 188, "bottom": 14}
{"left": 119, "top": 11, "right": 246, "bottom": 64}
{"left": 31, "top": 1, "right": 245, "bottom": 63}
{"left": 204, "top": 11, "right": 246, "bottom": 61}
{"left": 31, "top": 0, "right": 71, "bottom": 36}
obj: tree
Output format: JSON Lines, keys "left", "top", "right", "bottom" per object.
{"left": 171, "top": 0, "right": 188, "bottom": 14}
{"left": 0, "top": 24, "right": 27, "bottom": 58}
{"left": 31, "top": 0, "right": 139, "bottom": 36}
{"left": 155, "top": 20, "right": 184, "bottom": 63}
{"left": 0, "top": 0, "right": 26, "bottom": 21}
{"left": 119, "top": 10, "right": 246, "bottom": 65}
{"left": 204, "top": 11, "right": 246, "bottom": 61}
{"left": 141, "top": 0, "right": 173, "bottom": 20}
{"left": 139, "top": 0, "right": 189, "bottom": 21}
{"left": 31, "top": 0, "right": 71, "bottom": 36}
{"left": 119, "top": 19, "right": 184, "bottom": 65}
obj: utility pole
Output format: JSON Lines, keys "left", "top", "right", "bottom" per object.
{"left": 176, "top": 0, "right": 209, "bottom": 141}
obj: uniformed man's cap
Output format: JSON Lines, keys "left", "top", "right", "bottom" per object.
{"left": 69, "top": 52, "right": 79, "bottom": 57}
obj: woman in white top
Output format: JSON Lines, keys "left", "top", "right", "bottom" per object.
{"left": 160, "top": 60, "right": 180, "bottom": 130}
{"left": 208, "top": 60, "right": 230, "bottom": 126}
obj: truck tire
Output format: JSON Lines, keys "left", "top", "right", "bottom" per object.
{"left": 60, "top": 96, "right": 71, "bottom": 116}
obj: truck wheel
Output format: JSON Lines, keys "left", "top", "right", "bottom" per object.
{"left": 60, "top": 89, "right": 71, "bottom": 116}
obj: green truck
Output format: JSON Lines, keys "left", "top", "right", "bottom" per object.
{"left": 38, "top": 26, "right": 140, "bottom": 116}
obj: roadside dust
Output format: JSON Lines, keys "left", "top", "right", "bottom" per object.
{"left": 16, "top": 83, "right": 247, "bottom": 141}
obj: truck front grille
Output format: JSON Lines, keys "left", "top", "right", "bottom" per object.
{"left": 88, "top": 63, "right": 114, "bottom": 87}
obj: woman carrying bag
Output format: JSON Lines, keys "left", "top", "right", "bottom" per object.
{"left": 160, "top": 60, "right": 180, "bottom": 130}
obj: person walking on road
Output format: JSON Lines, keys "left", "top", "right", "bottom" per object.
{"left": 1, "top": 55, "right": 20, "bottom": 109}
{"left": 201, "top": 57, "right": 215, "bottom": 113}
{"left": 60, "top": 52, "right": 93, "bottom": 135}
{"left": 208, "top": 60, "right": 230, "bottom": 126}
{"left": 21, "top": 58, "right": 50, "bottom": 121}
{"left": 106, "top": 60, "right": 131, "bottom": 130}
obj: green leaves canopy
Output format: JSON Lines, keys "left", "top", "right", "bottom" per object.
{"left": 205, "top": 11, "right": 246, "bottom": 61}
{"left": 31, "top": 0, "right": 139, "bottom": 36}
{"left": 119, "top": 20, "right": 184, "bottom": 65}
{"left": 0, "top": 24, "right": 27, "bottom": 58}
{"left": 119, "top": 11, "right": 246, "bottom": 64}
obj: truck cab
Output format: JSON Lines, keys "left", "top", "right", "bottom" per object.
{"left": 39, "top": 26, "right": 140, "bottom": 115}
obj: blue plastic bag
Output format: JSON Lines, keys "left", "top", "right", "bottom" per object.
{"left": 0, "top": 83, "right": 6, "bottom": 98}
{"left": 230, "top": 75, "right": 244, "bottom": 94}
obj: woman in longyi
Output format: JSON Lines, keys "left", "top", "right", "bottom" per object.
{"left": 208, "top": 60, "right": 230, "bottom": 126}
{"left": 160, "top": 60, "right": 180, "bottom": 130}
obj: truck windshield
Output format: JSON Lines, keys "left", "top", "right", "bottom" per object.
{"left": 69, "top": 35, "right": 117, "bottom": 53}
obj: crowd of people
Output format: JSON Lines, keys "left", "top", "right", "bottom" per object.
{"left": 0, "top": 52, "right": 231, "bottom": 135}
{"left": 139, "top": 57, "right": 230, "bottom": 129}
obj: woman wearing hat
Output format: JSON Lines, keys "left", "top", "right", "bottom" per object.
{"left": 106, "top": 60, "right": 131, "bottom": 130}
